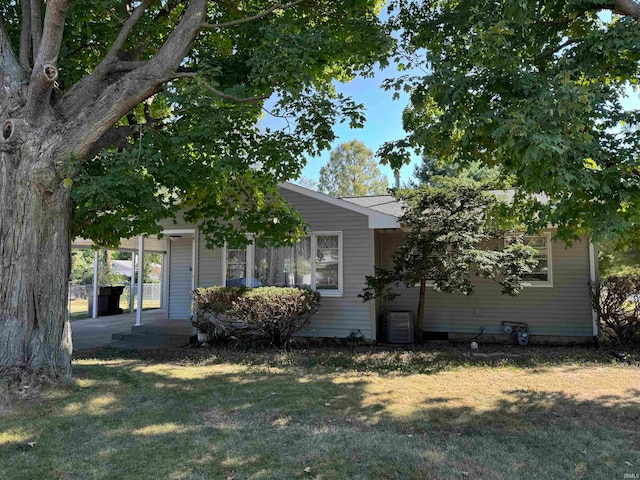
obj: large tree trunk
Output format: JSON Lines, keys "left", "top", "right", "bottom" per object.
{"left": 0, "top": 124, "right": 73, "bottom": 377}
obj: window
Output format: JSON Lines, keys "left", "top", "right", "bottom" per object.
{"left": 225, "top": 248, "right": 248, "bottom": 287}
{"left": 505, "top": 233, "right": 553, "bottom": 287}
{"left": 223, "top": 232, "right": 342, "bottom": 295}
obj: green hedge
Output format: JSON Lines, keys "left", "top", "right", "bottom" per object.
{"left": 191, "top": 286, "right": 321, "bottom": 347}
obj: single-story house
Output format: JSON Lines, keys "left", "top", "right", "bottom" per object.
{"left": 153, "top": 182, "right": 598, "bottom": 344}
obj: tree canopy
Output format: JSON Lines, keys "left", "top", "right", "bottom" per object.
{"left": 361, "top": 176, "right": 538, "bottom": 338}
{"left": 382, "top": 0, "right": 640, "bottom": 245}
{"left": 1, "top": 0, "right": 391, "bottom": 248}
{"left": 0, "top": 1, "right": 391, "bottom": 376}
{"left": 318, "top": 139, "right": 389, "bottom": 196}
{"left": 412, "top": 156, "right": 501, "bottom": 186}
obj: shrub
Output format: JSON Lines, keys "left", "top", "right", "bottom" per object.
{"left": 591, "top": 276, "right": 640, "bottom": 346}
{"left": 191, "top": 286, "right": 321, "bottom": 347}
{"left": 191, "top": 287, "right": 246, "bottom": 337}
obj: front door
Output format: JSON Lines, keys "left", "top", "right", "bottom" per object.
{"left": 168, "top": 237, "right": 194, "bottom": 319}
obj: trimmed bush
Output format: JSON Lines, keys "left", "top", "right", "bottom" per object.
{"left": 591, "top": 276, "right": 640, "bottom": 346}
{"left": 191, "top": 286, "right": 321, "bottom": 347}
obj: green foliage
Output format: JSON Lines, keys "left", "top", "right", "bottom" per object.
{"left": 191, "top": 286, "right": 321, "bottom": 347}
{"left": 413, "top": 156, "right": 502, "bottom": 186}
{"left": 0, "top": 1, "right": 394, "bottom": 248}
{"left": 384, "top": 0, "right": 640, "bottom": 245}
{"left": 318, "top": 140, "right": 389, "bottom": 196}
{"left": 598, "top": 231, "right": 640, "bottom": 277}
{"left": 361, "top": 177, "right": 539, "bottom": 302}
{"left": 591, "top": 276, "right": 640, "bottom": 346}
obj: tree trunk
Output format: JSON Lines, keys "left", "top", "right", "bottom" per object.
{"left": 0, "top": 127, "right": 73, "bottom": 378}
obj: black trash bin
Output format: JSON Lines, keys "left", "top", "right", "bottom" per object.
{"left": 108, "top": 285, "right": 125, "bottom": 315}
{"left": 90, "top": 285, "right": 125, "bottom": 316}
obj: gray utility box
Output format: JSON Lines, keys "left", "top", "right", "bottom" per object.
{"left": 386, "top": 311, "right": 415, "bottom": 344}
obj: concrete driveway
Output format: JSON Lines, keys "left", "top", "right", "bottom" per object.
{"left": 71, "top": 314, "right": 138, "bottom": 351}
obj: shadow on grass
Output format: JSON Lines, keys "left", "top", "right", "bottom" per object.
{"left": 1, "top": 347, "right": 638, "bottom": 479}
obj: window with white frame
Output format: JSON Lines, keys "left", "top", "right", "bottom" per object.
{"left": 224, "top": 232, "right": 342, "bottom": 295}
{"left": 505, "top": 233, "right": 553, "bottom": 286}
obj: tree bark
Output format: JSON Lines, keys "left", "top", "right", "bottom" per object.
{"left": 0, "top": 121, "right": 73, "bottom": 377}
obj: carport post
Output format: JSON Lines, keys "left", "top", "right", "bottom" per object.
{"left": 129, "top": 251, "right": 135, "bottom": 313}
{"left": 135, "top": 236, "right": 145, "bottom": 326}
{"left": 92, "top": 249, "right": 99, "bottom": 319}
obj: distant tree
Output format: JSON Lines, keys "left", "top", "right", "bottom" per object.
{"left": 318, "top": 140, "right": 389, "bottom": 196}
{"left": 413, "top": 156, "right": 501, "bottom": 186}
{"left": 294, "top": 176, "right": 318, "bottom": 191}
{"left": 599, "top": 228, "right": 640, "bottom": 277}
{"left": 361, "top": 177, "right": 538, "bottom": 340}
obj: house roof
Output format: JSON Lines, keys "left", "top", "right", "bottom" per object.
{"left": 280, "top": 183, "right": 400, "bottom": 229}
{"left": 339, "top": 195, "right": 403, "bottom": 218}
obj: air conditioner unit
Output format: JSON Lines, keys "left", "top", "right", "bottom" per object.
{"left": 386, "top": 311, "right": 414, "bottom": 344}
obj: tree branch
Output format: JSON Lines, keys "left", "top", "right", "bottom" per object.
{"left": 103, "top": 0, "right": 156, "bottom": 63}
{"left": 612, "top": 0, "right": 640, "bottom": 20}
{"left": 201, "top": 81, "right": 271, "bottom": 104}
{"left": 30, "top": 0, "right": 42, "bottom": 65}
{"left": 26, "top": 0, "right": 69, "bottom": 123}
{"left": 20, "top": 0, "right": 32, "bottom": 70}
{"left": 61, "top": 0, "right": 209, "bottom": 160}
{"left": 110, "top": 60, "right": 148, "bottom": 72}
{"left": 0, "top": 19, "right": 23, "bottom": 94}
{"left": 83, "top": 125, "right": 138, "bottom": 160}
{"left": 535, "top": 38, "right": 582, "bottom": 63}
{"left": 202, "top": 0, "right": 305, "bottom": 30}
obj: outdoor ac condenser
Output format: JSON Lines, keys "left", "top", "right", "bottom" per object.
{"left": 386, "top": 311, "right": 414, "bottom": 344}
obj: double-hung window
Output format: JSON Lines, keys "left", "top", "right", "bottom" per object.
{"left": 224, "top": 232, "right": 343, "bottom": 296}
{"left": 505, "top": 232, "right": 553, "bottom": 287}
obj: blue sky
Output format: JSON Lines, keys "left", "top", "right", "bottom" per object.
{"left": 261, "top": 63, "right": 419, "bottom": 188}
{"left": 295, "top": 67, "right": 419, "bottom": 187}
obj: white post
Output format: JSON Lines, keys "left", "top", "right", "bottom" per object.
{"left": 136, "top": 236, "right": 145, "bottom": 326}
{"left": 129, "top": 251, "right": 136, "bottom": 313}
{"left": 92, "top": 249, "right": 99, "bottom": 319}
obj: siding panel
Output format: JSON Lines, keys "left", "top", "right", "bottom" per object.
{"left": 378, "top": 230, "right": 594, "bottom": 337}
{"left": 185, "top": 188, "right": 376, "bottom": 339}
{"left": 168, "top": 238, "right": 193, "bottom": 319}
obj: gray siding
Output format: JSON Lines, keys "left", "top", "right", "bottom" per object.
{"left": 280, "top": 189, "right": 374, "bottom": 339}
{"left": 168, "top": 238, "right": 193, "bottom": 319}
{"left": 197, "top": 231, "right": 223, "bottom": 288}
{"left": 378, "top": 230, "right": 594, "bottom": 337}
{"left": 189, "top": 188, "right": 376, "bottom": 339}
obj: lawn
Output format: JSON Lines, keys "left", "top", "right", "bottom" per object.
{"left": 1, "top": 347, "right": 639, "bottom": 479}
{"left": 68, "top": 298, "right": 162, "bottom": 321}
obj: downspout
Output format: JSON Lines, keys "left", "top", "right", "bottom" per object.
{"left": 588, "top": 239, "right": 599, "bottom": 337}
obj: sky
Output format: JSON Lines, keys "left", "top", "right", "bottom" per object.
{"left": 260, "top": 63, "right": 420, "bottom": 189}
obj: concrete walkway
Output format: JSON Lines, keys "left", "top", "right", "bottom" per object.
{"left": 71, "top": 309, "right": 192, "bottom": 351}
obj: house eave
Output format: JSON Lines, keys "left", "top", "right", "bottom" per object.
{"left": 280, "top": 182, "right": 400, "bottom": 229}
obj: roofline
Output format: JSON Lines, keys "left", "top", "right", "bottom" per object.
{"left": 280, "top": 182, "right": 400, "bottom": 229}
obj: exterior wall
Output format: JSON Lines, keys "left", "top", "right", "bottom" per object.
{"left": 161, "top": 188, "right": 376, "bottom": 339}
{"left": 278, "top": 189, "right": 375, "bottom": 339}
{"left": 168, "top": 237, "right": 194, "bottom": 319}
{"left": 378, "top": 230, "right": 594, "bottom": 339}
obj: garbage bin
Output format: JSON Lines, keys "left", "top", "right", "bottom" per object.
{"left": 88, "top": 285, "right": 125, "bottom": 316}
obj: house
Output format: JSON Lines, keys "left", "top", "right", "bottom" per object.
{"left": 154, "top": 182, "right": 598, "bottom": 344}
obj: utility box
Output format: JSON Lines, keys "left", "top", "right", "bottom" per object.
{"left": 386, "top": 311, "right": 414, "bottom": 344}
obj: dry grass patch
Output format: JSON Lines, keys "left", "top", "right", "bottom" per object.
{"left": 0, "top": 347, "right": 638, "bottom": 479}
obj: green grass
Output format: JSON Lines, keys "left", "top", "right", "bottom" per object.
{"left": 68, "top": 298, "right": 162, "bottom": 321}
{"left": 1, "top": 346, "right": 639, "bottom": 480}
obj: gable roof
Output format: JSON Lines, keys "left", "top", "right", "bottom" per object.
{"left": 280, "top": 183, "right": 400, "bottom": 229}
{"left": 339, "top": 195, "right": 403, "bottom": 218}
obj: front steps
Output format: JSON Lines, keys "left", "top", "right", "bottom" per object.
{"left": 111, "top": 321, "right": 196, "bottom": 348}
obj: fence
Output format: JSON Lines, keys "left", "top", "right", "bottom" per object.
{"left": 68, "top": 283, "right": 162, "bottom": 318}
